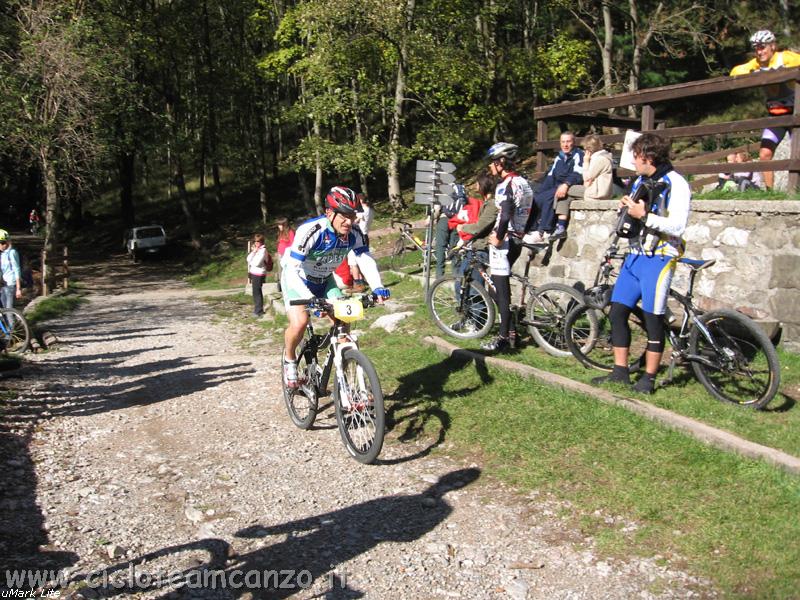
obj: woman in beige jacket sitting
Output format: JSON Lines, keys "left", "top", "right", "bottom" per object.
{"left": 554, "top": 135, "right": 614, "bottom": 240}
{"left": 577, "top": 135, "right": 614, "bottom": 200}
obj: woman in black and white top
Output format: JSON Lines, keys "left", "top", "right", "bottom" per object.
{"left": 247, "top": 233, "right": 273, "bottom": 317}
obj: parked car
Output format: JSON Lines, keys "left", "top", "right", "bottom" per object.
{"left": 124, "top": 225, "right": 167, "bottom": 261}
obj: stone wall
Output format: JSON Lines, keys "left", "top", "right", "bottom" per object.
{"left": 516, "top": 200, "right": 800, "bottom": 351}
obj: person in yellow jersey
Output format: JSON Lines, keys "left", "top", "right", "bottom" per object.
{"left": 730, "top": 29, "right": 800, "bottom": 189}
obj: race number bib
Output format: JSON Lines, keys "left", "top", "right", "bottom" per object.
{"left": 333, "top": 299, "right": 365, "bottom": 323}
{"left": 489, "top": 242, "right": 510, "bottom": 276}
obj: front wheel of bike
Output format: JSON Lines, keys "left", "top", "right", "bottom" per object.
{"left": 282, "top": 342, "right": 319, "bottom": 430}
{"left": 427, "top": 275, "right": 496, "bottom": 339}
{"left": 525, "top": 283, "right": 585, "bottom": 357}
{"left": 689, "top": 309, "right": 780, "bottom": 409}
{"left": 564, "top": 303, "right": 648, "bottom": 372}
{"left": 0, "top": 308, "right": 30, "bottom": 354}
{"left": 333, "top": 348, "right": 385, "bottom": 464}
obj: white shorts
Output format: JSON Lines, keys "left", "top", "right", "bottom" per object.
{"left": 489, "top": 240, "right": 510, "bottom": 277}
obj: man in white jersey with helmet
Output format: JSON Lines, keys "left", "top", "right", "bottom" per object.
{"left": 481, "top": 142, "right": 533, "bottom": 353}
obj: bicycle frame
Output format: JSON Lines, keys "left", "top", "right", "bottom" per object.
{"left": 664, "top": 265, "right": 732, "bottom": 372}
{"left": 391, "top": 219, "right": 427, "bottom": 253}
{"left": 303, "top": 320, "right": 360, "bottom": 402}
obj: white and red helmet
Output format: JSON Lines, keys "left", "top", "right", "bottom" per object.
{"left": 325, "top": 186, "right": 361, "bottom": 216}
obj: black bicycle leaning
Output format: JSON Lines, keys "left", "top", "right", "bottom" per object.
{"left": 563, "top": 238, "right": 648, "bottom": 373}
{"left": 426, "top": 243, "right": 585, "bottom": 357}
{"left": 565, "top": 244, "right": 781, "bottom": 409}
{"left": 281, "top": 294, "right": 385, "bottom": 464}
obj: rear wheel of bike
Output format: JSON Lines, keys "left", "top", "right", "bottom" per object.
{"left": 0, "top": 308, "right": 30, "bottom": 354}
{"left": 282, "top": 342, "right": 319, "bottom": 429}
{"left": 427, "top": 275, "right": 495, "bottom": 339}
{"left": 525, "top": 283, "right": 585, "bottom": 357}
{"left": 689, "top": 308, "right": 780, "bottom": 409}
{"left": 389, "top": 237, "right": 418, "bottom": 271}
{"left": 333, "top": 348, "right": 385, "bottom": 464}
{"left": 565, "top": 304, "right": 647, "bottom": 372}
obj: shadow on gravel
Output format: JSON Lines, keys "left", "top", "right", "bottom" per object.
{"left": 382, "top": 352, "right": 492, "bottom": 465}
{"left": 67, "top": 468, "right": 481, "bottom": 599}
{"left": 0, "top": 408, "right": 79, "bottom": 581}
{"left": 44, "top": 360, "right": 254, "bottom": 417}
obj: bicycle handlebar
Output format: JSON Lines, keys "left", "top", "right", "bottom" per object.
{"left": 391, "top": 219, "right": 413, "bottom": 230}
{"left": 290, "top": 294, "right": 378, "bottom": 311}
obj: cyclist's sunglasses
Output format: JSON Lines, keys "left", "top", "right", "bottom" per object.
{"left": 752, "top": 43, "right": 771, "bottom": 50}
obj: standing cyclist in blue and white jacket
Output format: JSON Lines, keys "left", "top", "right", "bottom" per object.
{"left": 280, "top": 187, "right": 390, "bottom": 388}
{"left": 592, "top": 133, "right": 691, "bottom": 394}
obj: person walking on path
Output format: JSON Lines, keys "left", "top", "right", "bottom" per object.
{"left": 729, "top": 29, "right": 800, "bottom": 189}
{"left": 0, "top": 229, "right": 22, "bottom": 311}
{"left": 247, "top": 233, "right": 273, "bottom": 317}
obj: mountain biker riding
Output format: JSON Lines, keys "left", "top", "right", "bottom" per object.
{"left": 281, "top": 186, "right": 390, "bottom": 388}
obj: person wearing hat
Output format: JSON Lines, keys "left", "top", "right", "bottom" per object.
{"left": 730, "top": 29, "right": 800, "bottom": 189}
{"left": 0, "top": 230, "right": 22, "bottom": 310}
{"left": 433, "top": 183, "right": 468, "bottom": 278}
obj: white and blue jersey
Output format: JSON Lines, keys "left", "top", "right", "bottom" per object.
{"left": 630, "top": 170, "right": 691, "bottom": 258}
{"left": 611, "top": 169, "right": 691, "bottom": 315}
{"left": 281, "top": 215, "right": 382, "bottom": 302}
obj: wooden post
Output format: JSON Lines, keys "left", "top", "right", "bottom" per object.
{"left": 41, "top": 249, "right": 48, "bottom": 297}
{"left": 536, "top": 120, "right": 548, "bottom": 174}
{"left": 641, "top": 104, "right": 655, "bottom": 131}
{"left": 788, "top": 78, "right": 800, "bottom": 192}
{"left": 62, "top": 246, "right": 69, "bottom": 290}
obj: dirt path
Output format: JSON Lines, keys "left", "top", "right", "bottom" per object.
{"left": 0, "top": 254, "right": 714, "bottom": 599}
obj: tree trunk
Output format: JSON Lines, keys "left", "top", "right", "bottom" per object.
{"left": 258, "top": 113, "right": 270, "bottom": 224}
{"left": 297, "top": 172, "right": 315, "bottom": 215}
{"left": 313, "top": 118, "right": 324, "bottom": 215}
{"left": 351, "top": 78, "right": 369, "bottom": 198}
{"left": 387, "top": 0, "right": 416, "bottom": 213}
{"left": 119, "top": 150, "right": 136, "bottom": 227}
{"left": 40, "top": 149, "right": 59, "bottom": 291}
{"left": 602, "top": 1, "right": 614, "bottom": 97}
{"left": 173, "top": 155, "right": 201, "bottom": 248}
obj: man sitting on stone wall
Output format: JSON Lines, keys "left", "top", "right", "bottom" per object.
{"left": 526, "top": 131, "right": 584, "bottom": 243}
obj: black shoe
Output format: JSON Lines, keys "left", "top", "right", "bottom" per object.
{"left": 549, "top": 226, "right": 568, "bottom": 241}
{"left": 631, "top": 374, "right": 656, "bottom": 394}
{"left": 481, "top": 336, "right": 510, "bottom": 353}
{"left": 591, "top": 365, "right": 631, "bottom": 386}
{"left": 451, "top": 320, "right": 477, "bottom": 333}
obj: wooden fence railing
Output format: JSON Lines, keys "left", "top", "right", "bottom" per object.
{"left": 533, "top": 68, "right": 800, "bottom": 191}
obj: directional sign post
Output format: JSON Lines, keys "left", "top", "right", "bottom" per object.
{"left": 414, "top": 159, "right": 458, "bottom": 295}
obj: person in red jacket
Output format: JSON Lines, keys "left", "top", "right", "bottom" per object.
{"left": 448, "top": 192, "right": 483, "bottom": 244}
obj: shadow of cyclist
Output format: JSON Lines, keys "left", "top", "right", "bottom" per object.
{"left": 69, "top": 468, "right": 480, "bottom": 599}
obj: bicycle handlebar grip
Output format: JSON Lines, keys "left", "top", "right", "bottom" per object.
{"left": 289, "top": 298, "right": 314, "bottom": 306}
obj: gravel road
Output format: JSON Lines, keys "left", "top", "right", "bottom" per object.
{"left": 0, "top": 258, "right": 715, "bottom": 599}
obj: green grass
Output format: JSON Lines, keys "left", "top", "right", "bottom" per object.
{"left": 25, "top": 289, "right": 87, "bottom": 326}
{"left": 694, "top": 188, "right": 799, "bottom": 201}
{"left": 185, "top": 248, "right": 259, "bottom": 290}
